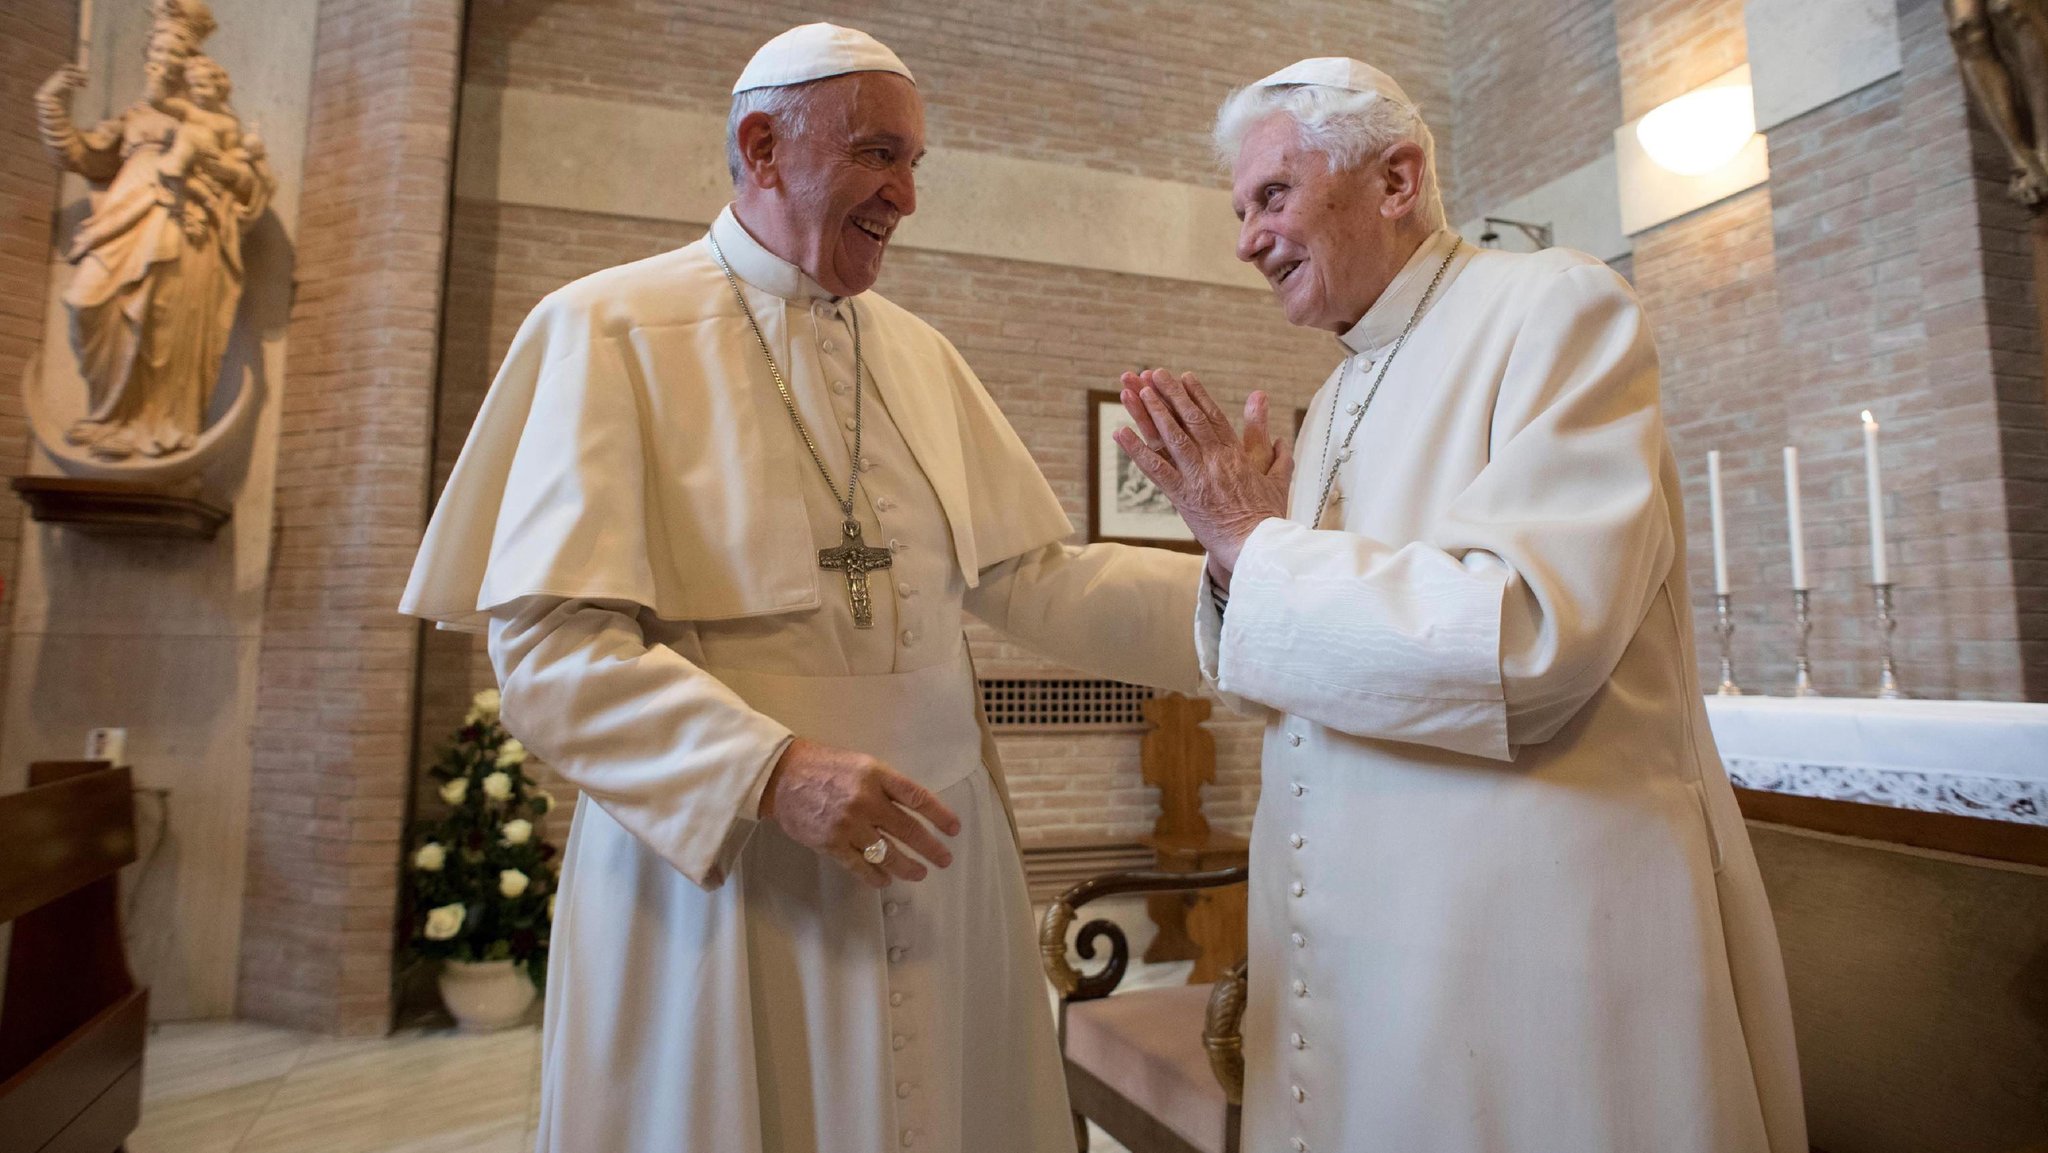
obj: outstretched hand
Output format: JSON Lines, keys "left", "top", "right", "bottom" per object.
{"left": 1113, "top": 368, "right": 1294, "bottom": 589}
{"left": 759, "top": 737, "right": 962, "bottom": 888}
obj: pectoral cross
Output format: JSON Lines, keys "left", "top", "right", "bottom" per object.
{"left": 818, "top": 518, "right": 894, "bottom": 629}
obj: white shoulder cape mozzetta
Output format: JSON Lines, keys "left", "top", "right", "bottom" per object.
{"left": 400, "top": 229, "right": 1072, "bottom": 631}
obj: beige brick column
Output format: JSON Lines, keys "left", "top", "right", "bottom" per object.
{"left": 0, "top": 2, "right": 76, "bottom": 752}
{"left": 239, "top": 0, "right": 463, "bottom": 1034}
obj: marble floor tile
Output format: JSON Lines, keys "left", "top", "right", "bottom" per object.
{"left": 236, "top": 1029, "right": 540, "bottom": 1153}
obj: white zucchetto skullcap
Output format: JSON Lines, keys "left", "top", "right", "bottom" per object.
{"left": 1251, "top": 57, "right": 1414, "bottom": 107}
{"left": 732, "top": 23, "right": 915, "bottom": 94}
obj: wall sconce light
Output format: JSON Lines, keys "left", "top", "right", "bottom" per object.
{"left": 1635, "top": 84, "right": 1758, "bottom": 175}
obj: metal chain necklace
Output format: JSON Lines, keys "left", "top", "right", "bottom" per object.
{"left": 708, "top": 234, "right": 893, "bottom": 628}
{"left": 1310, "top": 236, "right": 1462, "bottom": 529}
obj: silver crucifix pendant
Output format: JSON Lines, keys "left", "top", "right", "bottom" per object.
{"left": 817, "top": 518, "right": 893, "bottom": 628}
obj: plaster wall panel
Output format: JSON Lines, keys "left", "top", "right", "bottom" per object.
{"left": 1744, "top": 0, "right": 1902, "bottom": 130}
{"left": 1458, "top": 150, "right": 1631, "bottom": 260}
{"left": 458, "top": 86, "right": 1262, "bottom": 291}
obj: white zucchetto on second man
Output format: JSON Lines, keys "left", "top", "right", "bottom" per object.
{"left": 402, "top": 23, "right": 1205, "bottom": 1153}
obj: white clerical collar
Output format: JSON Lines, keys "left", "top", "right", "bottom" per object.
{"left": 1337, "top": 228, "right": 1465, "bottom": 356}
{"left": 710, "top": 205, "right": 839, "bottom": 303}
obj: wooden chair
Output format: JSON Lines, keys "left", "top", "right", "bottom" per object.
{"left": 1136, "top": 696, "right": 1248, "bottom": 985}
{"left": 0, "top": 761, "right": 147, "bottom": 1153}
{"left": 1041, "top": 866, "right": 1249, "bottom": 1153}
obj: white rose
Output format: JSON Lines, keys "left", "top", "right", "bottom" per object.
{"left": 482, "top": 771, "right": 513, "bottom": 801}
{"left": 438, "top": 777, "right": 467, "bottom": 805}
{"left": 498, "top": 868, "right": 531, "bottom": 898}
{"left": 494, "top": 739, "right": 527, "bottom": 768}
{"left": 501, "top": 819, "right": 532, "bottom": 846}
{"left": 468, "top": 688, "right": 501, "bottom": 722}
{"left": 423, "top": 903, "right": 465, "bottom": 940}
{"left": 534, "top": 789, "right": 557, "bottom": 815}
{"left": 412, "top": 842, "right": 446, "bottom": 872}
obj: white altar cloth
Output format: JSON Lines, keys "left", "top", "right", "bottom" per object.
{"left": 1704, "top": 696, "right": 2048, "bottom": 825}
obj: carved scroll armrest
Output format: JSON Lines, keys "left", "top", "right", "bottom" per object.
{"left": 1202, "top": 959, "right": 1248, "bottom": 1105}
{"left": 1038, "top": 865, "right": 1249, "bottom": 1001}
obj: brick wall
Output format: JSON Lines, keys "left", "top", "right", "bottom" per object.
{"left": 1445, "top": 0, "right": 1621, "bottom": 223}
{"left": 1599, "top": 0, "right": 2048, "bottom": 700}
{"left": 240, "top": 0, "right": 463, "bottom": 1034}
{"left": 0, "top": 2, "right": 75, "bottom": 750}
{"left": 464, "top": 0, "right": 1452, "bottom": 194}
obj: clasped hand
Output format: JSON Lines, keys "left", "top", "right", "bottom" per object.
{"left": 1113, "top": 368, "right": 1294, "bottom": 590}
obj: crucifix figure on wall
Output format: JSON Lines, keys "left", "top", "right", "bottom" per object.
{"left": 1949, "top": 0, "right": 2048, "bottom": 206}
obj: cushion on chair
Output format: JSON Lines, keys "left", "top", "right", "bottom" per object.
{"left": 1064, "top": 982, "right": 1229, "bottom": 1153}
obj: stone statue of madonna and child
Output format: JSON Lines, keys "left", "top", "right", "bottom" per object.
{"left": 32, "top": 0, "right": 274, "bottom": 464}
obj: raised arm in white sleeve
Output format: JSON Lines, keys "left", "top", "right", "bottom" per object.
{"left": 965, "top": 541, "right": 1206, "bottom": 695}
{"left": 1204, "top": 262, "right": 1673, "bottom": 761}
{"left": 487, "top": 596, "right": 794, "bottom": 889}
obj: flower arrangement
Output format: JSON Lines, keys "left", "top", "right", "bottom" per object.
{"left": 406, "top": 688, "right": 559, "bottom": 988}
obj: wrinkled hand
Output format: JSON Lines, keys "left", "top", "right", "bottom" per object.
{"left": 1113, "top": 368, "right": 1294, "bottom": 590}
{"left": 38, "top": 65, "right": 87, "bottom": 103}
{"left": 759, "top": 737, "right": 962, "bottom": 888}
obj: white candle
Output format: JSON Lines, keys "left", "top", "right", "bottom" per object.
{"left": 1782, "top": 446, "right": 1808, "bottom": 590}
{"left": 1708, "top": 450, "right": 1730, "bottom": 595}
{"left": 1861, "top": 411, "right": 1888, "bottom": 585}
{"left": 77, "top": 0, "right": 92, "bottom": 71}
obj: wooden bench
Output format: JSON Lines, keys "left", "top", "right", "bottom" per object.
{"left": 0, "top": 761, "right": 147, "bottom": 1153}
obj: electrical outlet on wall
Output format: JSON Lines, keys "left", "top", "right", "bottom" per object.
{"left": 85, "top": 727, "right": 128, "bottom": 766}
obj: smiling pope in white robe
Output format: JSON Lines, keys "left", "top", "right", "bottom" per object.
{"left": 400, "top": 26, "right": 1203, "bottom": 1153}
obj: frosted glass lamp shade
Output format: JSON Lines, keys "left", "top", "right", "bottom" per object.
{"left": 1636, "top": 85, "right": 1758, "bottom": 176}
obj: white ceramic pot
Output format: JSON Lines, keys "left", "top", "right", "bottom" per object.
{"left": 437, "top": 958, "right": 537, "bottom": 1032}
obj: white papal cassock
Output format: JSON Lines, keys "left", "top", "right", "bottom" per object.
{"left": 401, "top": 207, "right": 1203, "bottom": 1153}
{"left": 1199, "top": 230, "right": 1807, "bottom": 1153}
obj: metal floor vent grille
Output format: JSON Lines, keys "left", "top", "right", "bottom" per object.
{"left": 978, "top": 678, "right": 1157, "bottom": 732}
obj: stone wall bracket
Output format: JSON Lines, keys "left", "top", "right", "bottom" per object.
{"left": 11, "top": 476, "right": 230, "bottom": 540}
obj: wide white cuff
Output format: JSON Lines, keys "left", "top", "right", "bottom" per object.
{"left": 1214, "top": 519, "right": 1513, "bottom": 761}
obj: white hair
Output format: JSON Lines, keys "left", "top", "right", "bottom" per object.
{"left": 726, "top": 82, "right": 817, "bottom": 184}
{"left": 1213, "top": 83, "right": 1446, "bottom": 229}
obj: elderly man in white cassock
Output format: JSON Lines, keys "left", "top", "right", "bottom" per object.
{"left": 1115, "top": 59, "right": 1809, "bottom": 1153}
{"left": 400, "top": 24, "right": 1217, "bottom": 1153}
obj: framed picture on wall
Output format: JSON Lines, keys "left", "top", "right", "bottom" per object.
{"left": 1086, "top": 389, "right": 1202, "bottom": 553}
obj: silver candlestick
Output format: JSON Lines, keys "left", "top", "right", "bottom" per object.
{"left": 1790, "top": 589, "right": 1819, "bottom": 697}
{"left": 1715, "top": 593, "right": 1743, "bottom": 696}
{"left": 1871, "top": 583, "right": 1905, "bottom": 699}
